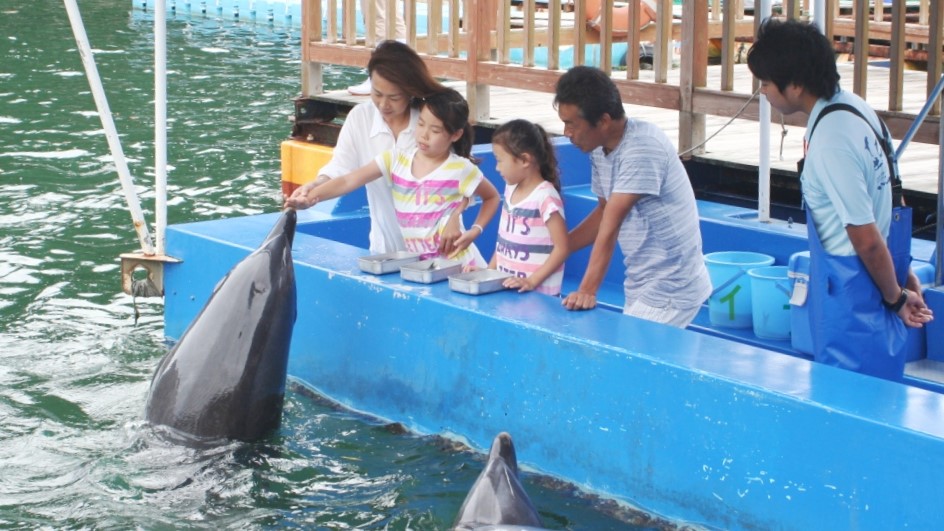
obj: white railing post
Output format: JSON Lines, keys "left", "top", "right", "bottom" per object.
{"left": 757, "top": 0, "right": 772, "bottom": 223}
{"left": 63, "top": 0, "right": 156, "bottom": 255}
{"left": 155, "top": 0, "right": 168, "bottom": 256}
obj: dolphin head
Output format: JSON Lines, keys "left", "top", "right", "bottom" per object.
{"left": 452, "top": 432, "right": 544, "bottom": 530}
{"left": 145, "top": 209, "right": 298, "bottom": 444}
{"left": 266, "top": 207, "right": 296, "bottom": 249}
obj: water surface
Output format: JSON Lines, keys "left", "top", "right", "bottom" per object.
{"left": 0, "top": 2, "right": 672, "bottom": 528}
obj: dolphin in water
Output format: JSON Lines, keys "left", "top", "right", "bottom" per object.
{"left": 453, "top": 432, "right": 546, "bottom": 531}
{"left": 145, "top": 209, "right": 297, "bottom": 443}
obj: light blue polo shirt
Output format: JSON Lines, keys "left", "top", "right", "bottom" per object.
{"left": 801, "top": 90, "right": 893, "bottom": 256}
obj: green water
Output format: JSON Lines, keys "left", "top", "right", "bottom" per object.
{"left": 0, "top": 1, "right": 667, "bottom": 529}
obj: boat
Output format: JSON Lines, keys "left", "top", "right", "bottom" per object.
{"left": 163, "top": 125, "right": 944, "bottom": 528}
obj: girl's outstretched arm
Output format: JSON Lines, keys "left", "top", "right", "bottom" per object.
{"left": 284, "top": 161, "right": 382, "bottom": 210}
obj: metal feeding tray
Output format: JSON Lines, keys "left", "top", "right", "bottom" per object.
{"left": 448, "top": 269, "right": 514, "bottom": 295}
{"left": 357, "top": 251, "right": 422, "bottom": 275}
{"left": 399, "top": 258, "right": 463, "bottom": 284}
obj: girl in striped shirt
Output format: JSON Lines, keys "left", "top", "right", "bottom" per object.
{"left": 486, "top": 119, "right": 568, "bottom": 295}
{"left": 284, "top": 89, "right": 499, "bottom": 267}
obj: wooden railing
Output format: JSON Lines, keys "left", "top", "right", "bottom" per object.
{"left": 300, "top": 0, "right": 943, "bottom": 153}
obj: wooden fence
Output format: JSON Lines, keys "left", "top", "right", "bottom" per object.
{"left": 300, "top": 0, "right": 943, "bottom": 153}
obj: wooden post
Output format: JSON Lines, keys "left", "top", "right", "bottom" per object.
{"left": 498, "top": 0, "right": 511, "bottom": 63}
{"left": 599, "top": 0, "right": 613, "bottom": 74}
{"left": 679, "top": 0, "right": 707, "bottom": 157}
{"left": 720, "top": 0, "right": 737, "bottom": 91}
{"left": 524, "top": 0, "right": 536, "bottom": 67}
{"left": 823, "top": 0, "right": 836, "bottom": 44}
{"left": 449, "top": 0, "right": 460, "bottom": 57}
{"left": 655, "top": 0, "right": 673, "bottom": 84}
{"left": 888, "top": 0, "right": 905, "bottom": 112}
{"left": 625, "top": 0, "right": 640, "bottom": 80}
{"left": 344, "top": 0, "right": 357, "bottom": 45}
{"left": 466, "top": 0, "right": 495, "bottom": 123}
{"left": 548, "top": 0, "right": 561, "bottom": 71}
{"left": 929, "top": 0, "right": 943, "bottom": 116}
{"left": 853, "top": 0, "right": 869, "bottom": 98}
{"left": 574, "top": 0, "right": 586, "bottom": 66}
{"left": 301, "top": 0, "right": 323, "bottom": 97}
{"left": 365, "top": 0, "right": 376, "bottom": 46}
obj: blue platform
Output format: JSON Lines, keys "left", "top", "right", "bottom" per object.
{"left": 164, "top": 140, "right": 944, "bottom": 529}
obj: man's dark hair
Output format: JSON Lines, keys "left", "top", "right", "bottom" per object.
{"left": 553, "top": 66, "right": 626, "bottom": 126}
{"left": 747, "top": 18, "right": 840, "bottom": 99}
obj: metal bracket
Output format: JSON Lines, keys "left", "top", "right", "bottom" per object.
{"left": 120, "top": 252, "right": 182, "bottom": 297}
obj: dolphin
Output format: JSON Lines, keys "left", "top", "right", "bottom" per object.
{"left": 145, "top": 209, "right": 297, "bottom": 443}
{"left": 453, "top": 432, "right": 546, "bottom": 531}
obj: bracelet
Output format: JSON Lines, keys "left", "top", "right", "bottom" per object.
{"left": 882, "top": 288, "right": 908, "bottom": 313}
{"left": 470, "top": 224, "right": 484, "bottom": 234}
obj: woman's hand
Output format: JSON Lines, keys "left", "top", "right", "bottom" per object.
{"left": 283, "top": 182, "right": 320, "bottom": 210}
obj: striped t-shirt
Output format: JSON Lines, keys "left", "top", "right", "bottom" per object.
{"left": 375, "top": 148, "right": 486, "bottom": 267}
{"left": 495, "top": 181, "right": 565, "bottom": 295}
{"left": 590, "top": 118, "right": 711, "bottom": 310}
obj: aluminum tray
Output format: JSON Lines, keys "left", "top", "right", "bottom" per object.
{"left": 400, "top": 258, "right": 463, "bottom": 284}
{"left": 357, "top": 251, "right": 422, "bottom": 275}
{"left": 448, "top": 269, "right": 514, "bottom": 295}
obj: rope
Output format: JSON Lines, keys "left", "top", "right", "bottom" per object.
{"left": 678, "top": 85, "right": 763, "bottom": 158}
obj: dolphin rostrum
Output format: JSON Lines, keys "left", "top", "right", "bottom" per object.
{"left": 453, "top": 432, "right": 546, "bottom": 530}
{"left": 145, "top": 209, "right": 297, "bottom": 442}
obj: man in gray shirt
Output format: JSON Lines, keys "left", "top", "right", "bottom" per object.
{"left": 554, "top": 66, "right": 711, "bottom": 328}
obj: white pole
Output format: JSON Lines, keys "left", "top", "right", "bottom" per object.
{"left": 63, "top": 0, "right": 156, "bottom": 256}
{"left": 757, "top": 0, "right": 772, "bottom": 223}
{"left": 155, "top": 0, "right": 168, "bottom": 256}
{"left": 811, "top": 0, "right": 827, "bottom": 32}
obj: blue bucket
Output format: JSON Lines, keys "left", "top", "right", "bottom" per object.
{"left": 705, "top": 251, "right": 775, "bottom": 328}
{"left": 748, "top": 266, "right": 792, "bottom": 340}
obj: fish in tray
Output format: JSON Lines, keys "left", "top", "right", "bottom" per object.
{"left": 448, "top": 269, "right": 515, "bottom": 295}
{"left": 357, "top": 251, "right": 423, "bottom": 275}
{"left": 400, "top": 258, "right": 463, "bottom": 284}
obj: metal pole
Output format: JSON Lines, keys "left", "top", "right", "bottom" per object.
{"left": 811, "top": 0, "right": 826, "bottom": 32}
{"left": 155, "top": 0, "right": 168, "bottom": 256}
{"left": 936, "top": 113, "right": 944, "bottom": 286}
{"left": 896, "top": 74, "right": 944, "bottom": 161}
{"left": 63, "top": 0, "right": 156, "bottom": 255}
{"left": 757, "top": 0, "right": 772, "bottom": 222}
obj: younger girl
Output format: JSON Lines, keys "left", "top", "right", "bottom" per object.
{"left": 488, "top": 119, "right": 568, "bottom": 295}
{"left": 284, "top": 88, "right": 499, "bottom": 267}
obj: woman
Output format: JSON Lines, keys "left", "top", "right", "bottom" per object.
{"left": 295, "top": 40, "right": 446, "bottom": 253}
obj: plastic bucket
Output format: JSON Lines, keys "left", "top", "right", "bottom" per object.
{"left": 705, "top": 251, "right": 775, "bottom": 328}
{"left": 748, "top": 266, "right": 792, "bottom": 340}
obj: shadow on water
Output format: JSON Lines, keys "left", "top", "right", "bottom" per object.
{"left": 0, "top": 1, "right": 685, "bottom": 528}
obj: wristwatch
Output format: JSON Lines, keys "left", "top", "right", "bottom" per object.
{"left": 882, "top": 288, "right": 909, "bottom": 313}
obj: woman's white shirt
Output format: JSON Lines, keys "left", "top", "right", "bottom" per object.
{"left": 318, "top": 101, "right": 418, "bottom": 253}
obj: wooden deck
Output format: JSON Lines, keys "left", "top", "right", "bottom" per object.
{"left": 314, "top": 62, "right": 942, "bottom": 196}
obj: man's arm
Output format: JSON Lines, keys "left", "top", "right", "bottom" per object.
{"left": 847, "top": 223, "right": 932, "bottom": 327}
{"left": 567, "top": 197, "right": 606, "bottom": 252}
{"left": 562, "top": 192, "right": 641, "bottom": 310}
